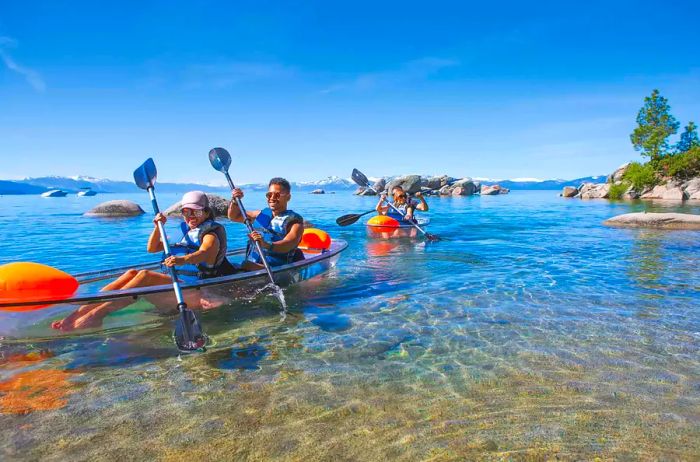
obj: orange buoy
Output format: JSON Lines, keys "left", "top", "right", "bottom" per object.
{"left": 366, "top": 215, "right": 401, "bottom": 233}
{"left": 299, "top": 228, "right": 332, "bottom": 252}
{"left": 0, "top": 262, "right": 79, "bottom": 312}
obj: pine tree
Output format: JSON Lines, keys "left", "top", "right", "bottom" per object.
{"left": 630, "top": 89, "right": 680, "bottom": 165}
{"left": 675, "top": 121, "right": 699, "bottom": 153}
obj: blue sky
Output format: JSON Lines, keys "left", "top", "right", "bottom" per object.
{"left": 1, "top": 0, "right": 699, "bottom": 183}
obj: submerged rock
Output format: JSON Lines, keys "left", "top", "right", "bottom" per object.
{"left": 84, "top": 200, "right": 145, "bottom": 217}
{"left": 604, "top": 212, "right": 700, "bottom": 229}
{"left": 164, "top": 194, "right": 230, "bottom": 217}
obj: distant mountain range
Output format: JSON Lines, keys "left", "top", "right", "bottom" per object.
{"left": 0, "top": 174, "right": 606, "bottom": 195}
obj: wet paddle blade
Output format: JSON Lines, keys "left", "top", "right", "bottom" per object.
{"left": 174, "top": 308, "right": 207, "bottom": 353}
{"left": 209, "top": 147, "right": 232, "bottom": 173}
{"left": 133, "top": 158, "right": 157, "bottom": 190}
{"left": 336, "top": 213, "right": 362, "bottom": 227}
{"left": 351, "top": 168, "right": 371, "bottom": 188}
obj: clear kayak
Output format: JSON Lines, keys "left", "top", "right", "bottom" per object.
{"left": 366, "top": 216, "right": 430, "bottom": 239}
{"left": 0, "top": 240, "right": 347, "bottom": 339}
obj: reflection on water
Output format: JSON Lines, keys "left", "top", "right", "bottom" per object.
{"left": 0, "top": 192, "right": 700, "bottom": 459}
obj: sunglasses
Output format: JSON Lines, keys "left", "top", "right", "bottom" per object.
{"left": 395, "top": 193, "right": 407, "bottom": 199}
{"left": 266, "top": 191, "right": 288, "bottom": 200}
{"left": 181, "top": 208, "right": 204, "bottom": 218}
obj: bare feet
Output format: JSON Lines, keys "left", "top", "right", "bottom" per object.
{"left": 199, "top": 297, "right": 227, "bottom": 310}
{"left": 51, "top": 309, "right": 105, "bottom": 331}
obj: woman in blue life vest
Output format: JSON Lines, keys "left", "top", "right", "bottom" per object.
{"left": 376, "top": 185, "right": 429, "bottom": 221}
{"left": 228, "top": 177, "right": 305, "bottom": 271}
{"left": 52, "top": 191, "right": 235, "bottom": 331}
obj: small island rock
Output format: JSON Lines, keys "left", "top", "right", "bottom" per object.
{"left": 386, "top": 175, "right": 422, "bottom": 194}
{"left": 310, "top": 189, "right": 325, "bottom": 194}
{"left": 164, "top": 194, "right": 230, "bottom": 217}
{"left": 561, "top": 186, "right": 578, "bottom": 197}
{"left": 84, "top": 200, "right": 145, "bottom": 217}
{"left": 604, "top": 212, "right": 700, "bottom": 229}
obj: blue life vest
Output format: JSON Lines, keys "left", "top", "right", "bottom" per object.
{"left": 247, "top": 208, "right": 304, "bottom": 264}
{"left": 168, "top": 219, "right": 230, "bottom": 278}
{"left": 387, "top": 199, "right": 418, "bottom": 221}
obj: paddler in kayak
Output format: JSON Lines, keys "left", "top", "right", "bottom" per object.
{"left": 228, "top": 177, "right": 305, "bottom": 270}
{"left": 376, "top": 186, "right": 429, "bottom": 222}
{"left": 52, "top": 191, "right": 235, "bottom": 331}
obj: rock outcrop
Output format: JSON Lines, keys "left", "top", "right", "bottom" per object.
{"left": 639, "top": 182, "right": 687, "bottom": 201}
{"left": 604, "top": 212, "right": 700, "bottom": 229}
{"left": 385, "top": 175, "right": 422, "bottom": 194}
{"left": 310, "top": 189, "right": 325, "bottom": 194}
{"left": 607, "top": 163, "right": 631, "bottom": 184}
{"left": 84, "top": 200, "right": 145, "bottom": 217}
{"left": 480, "top": 184, "right": 509, "bottom": 195}
{"left": 164, "top": 194, "right": 230, "bottom": 217}
{"left": 684, "top": 178, "right": 700, "bottom": 200}
{"left": 440, "top": 178, "right": 479, "bottom": 196}
{"left": 578, "top": 183, "right": 610, "bottom": 199}
{"left": 561, "top": 186, "right": 578, "bottom": 198}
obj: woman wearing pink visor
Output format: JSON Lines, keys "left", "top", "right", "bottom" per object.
{"left": 52, "top": 191, "right": 235, "bottom": 331}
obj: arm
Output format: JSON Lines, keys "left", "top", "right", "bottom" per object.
{"left": 414, "top": 192, "right": 429, "bottom": 211}
{"left": 163, "top": 234, "right": 220, "bottom": 267}
{"left": 147, "top": 213, "right": 166, "bottom": 253}
{"left": 375, "top": 193, "right": 389, "bottom": 215}
{"left": 227, "top": 188, "right": 260, "bottom": 223}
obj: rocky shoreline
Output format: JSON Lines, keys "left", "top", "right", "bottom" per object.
{"left": 354, "top": 175, "right": 510, "bottom": 197}
{"left": 562, "top": 163, "right": 700, "bottom": 201}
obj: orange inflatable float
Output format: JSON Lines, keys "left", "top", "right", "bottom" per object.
{"left": 299, "top": 228, "right": 332, "bottom": 253}
{"left": 0, "top": 262, "right": 79, "bottom": 311}
{"left": 366, "top": 215, "right": 401, "bottom": 233}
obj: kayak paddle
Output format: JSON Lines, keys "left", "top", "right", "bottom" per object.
{"left": 133, "top": 158, "right": 207, "bottom": 353}
{"left": 208, "top": 147, "right": 286, "bottom": 310}
{"left": 350, "top": 168, "right": 442, "bottom": 242}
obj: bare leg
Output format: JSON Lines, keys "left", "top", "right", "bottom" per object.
{"left": 51, "top": 269, "right": 141, "bottom": 330}
{"left": 57, "top": 270, "right": 173, "bottom": 331}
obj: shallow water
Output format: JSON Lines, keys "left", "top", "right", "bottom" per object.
{"left": 1, "top": 191, "right": 699, "bottom": 460}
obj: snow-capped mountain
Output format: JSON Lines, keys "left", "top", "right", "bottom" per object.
{"left": 0, "top": 174, "right": 607, "bottom": 195}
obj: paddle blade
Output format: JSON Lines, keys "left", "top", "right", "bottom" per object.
{"left": 209, "top": 147, "right": 232, "bottom": 173}
{"left": 133, "top": 158, "right": 157, "bottom": 190}
{"left": 336, "top": 213, "right": 362, "bottom": 227}
{"left": 351, "top": 168, "right": 371, "bottom": 188}
{"left": 174, "top": 308, "right": 207, "bottom": 353}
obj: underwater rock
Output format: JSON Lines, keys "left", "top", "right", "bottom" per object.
{"left": 604, "top": 212, "right": 700, "bottom": 229}
{"left": 84, "top": 200, "right": 145, "bottom": 217}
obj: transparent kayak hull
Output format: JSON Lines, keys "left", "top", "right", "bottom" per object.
{"left": 0, "top": 240, "right": 347, "bottom": 339}
{"left": 366, "top": 217, "right": 430, "bottom": 239}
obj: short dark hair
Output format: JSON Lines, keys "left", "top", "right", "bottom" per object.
{"left": 269, "top": 177, "right": 291, "bottom": 192}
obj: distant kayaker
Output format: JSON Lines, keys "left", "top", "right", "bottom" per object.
{"left": 376, "top": 186, "right": 429, "bottom": 221}
{"left": 228, "top": 177, "right": 305, "bottom": 270}
{"left": 52, "top": 191, "right": 235, "bottom": 331}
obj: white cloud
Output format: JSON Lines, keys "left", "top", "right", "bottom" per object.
{"left": 183, "top": 60, "right": 297, "bottom": 89}
{"left": 0, "top": 36, "right": 46, "bottom": 92}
